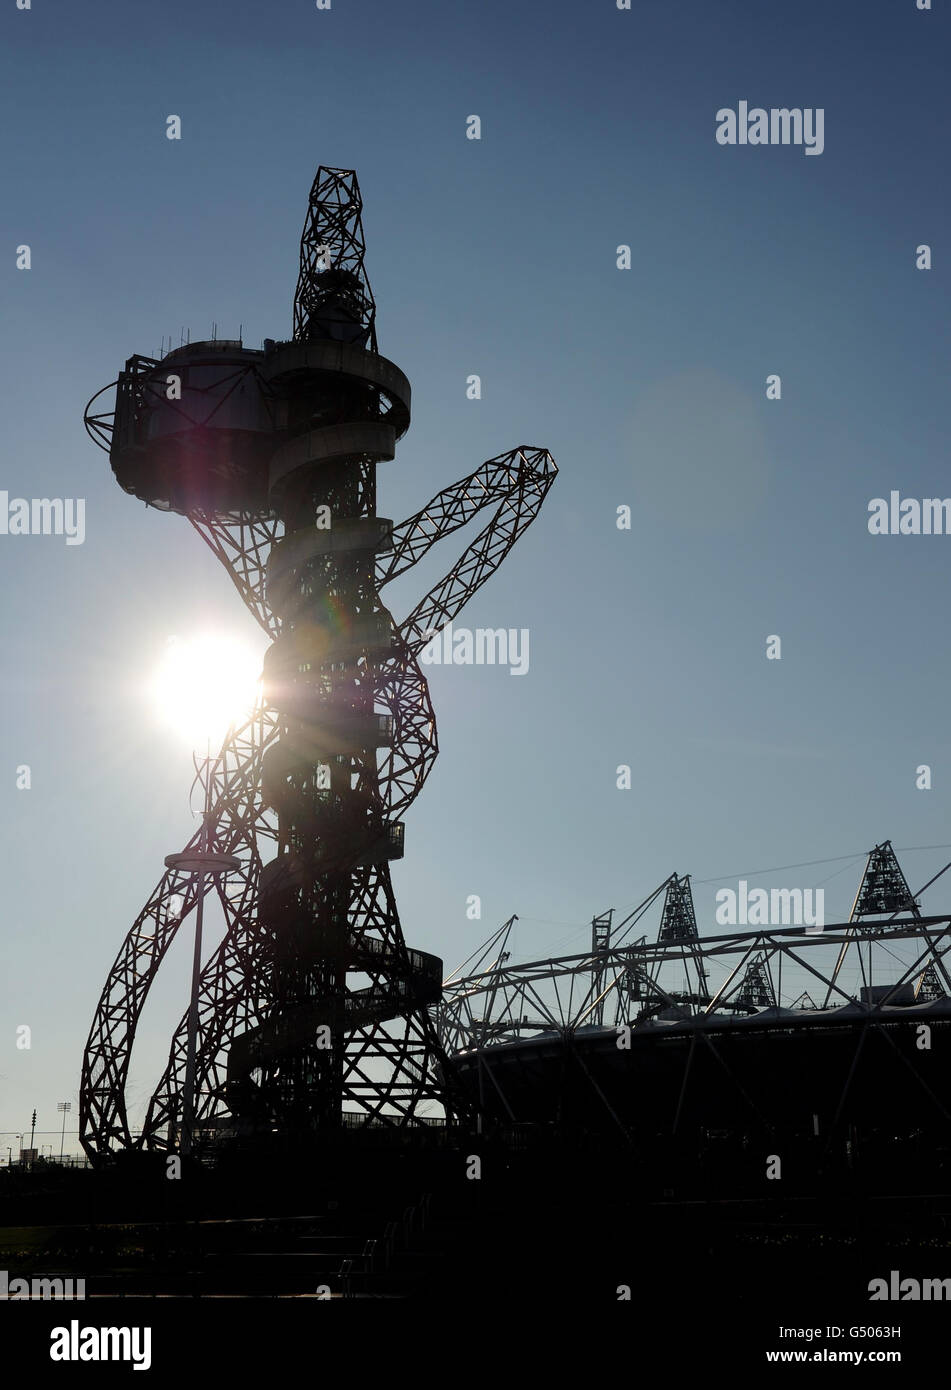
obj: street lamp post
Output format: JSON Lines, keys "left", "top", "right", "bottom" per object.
{"left": 164, "top": 753, "right": 239, "bottom": 1157}
{"left": 57, "top": 1101, "right": 71, "bottom": 1162}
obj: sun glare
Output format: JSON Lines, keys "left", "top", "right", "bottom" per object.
{"left": 152, "top": 633, "right": 262, "bottom": 750}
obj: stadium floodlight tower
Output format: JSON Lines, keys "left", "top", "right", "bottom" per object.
{"left": 80, "top": 166, "right": 557, "bottom": 1158}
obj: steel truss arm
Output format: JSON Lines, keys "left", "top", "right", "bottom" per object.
{"left": 378, "top": 447, "right": 557, "bottom": 652}
{"left": 189, "top": 512, "right": 283, "bottom": 640}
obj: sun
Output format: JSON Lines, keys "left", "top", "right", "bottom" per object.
{"left": 151, "top": 632, "right": 263, "bottom": 750}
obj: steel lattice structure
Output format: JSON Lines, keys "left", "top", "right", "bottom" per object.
{"left": 438, "top": 852, "right": 951, "bottom": 1140}
{"left": 440, "top": 853, "right": 949, "bottom": 1046}
{"left": 80, "top": 165, "right": 557, "bottom": 1158}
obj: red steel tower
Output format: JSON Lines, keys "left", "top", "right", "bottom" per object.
{"left": 81, "top": 166, "right": 557, "bottom": 1156}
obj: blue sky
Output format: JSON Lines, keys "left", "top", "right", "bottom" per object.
{"left": 1, "top": 0, "right": 949, "bottom": 1146}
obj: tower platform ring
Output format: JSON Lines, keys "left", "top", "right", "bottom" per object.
{"left": 164, "top": 850, "right": 242, "bottom": 874}
{"left": 261, "top": 340, "right": 411, "bottom": 437}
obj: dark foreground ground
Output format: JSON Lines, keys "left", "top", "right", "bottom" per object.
{"left": 2, "top": 1130, "right": 949, "bottom": 1371}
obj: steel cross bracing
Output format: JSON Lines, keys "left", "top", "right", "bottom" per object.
{"left": 824, "top": 840, "right": 927, "bottom": 1007}
{"left": 148, "top": 444, "right": 555, "bottom": 1149}
{"left": 294, "top": 166, "right": 376, "bottom": 351}
{"left": 438, "top": 913, "right": 951, "bottom": 1140}
{"left": 79, "top": 165, "right": 558, "bottom": 1157}
{"left": 190, "top": 511, "right": 284, "bottom": 641}
{"left": 379, "top": 447, "right": 558, "bottom": 650}
{"left": 439, "top": 850, "right": 951, "bottom": 1057}
{"left": 438, "top": 914, "right": 951, "bottom": 1052}
{"left": 80, "top": 705, "right": 278, "bottom": 1152}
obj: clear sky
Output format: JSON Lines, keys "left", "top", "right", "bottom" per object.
{"left": 1, "top": 0, "right": 949, "bottom": 1148}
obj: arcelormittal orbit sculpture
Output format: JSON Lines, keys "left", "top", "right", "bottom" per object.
{"left": 81, "top": 166, "right": 557, "bottom": 1159}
